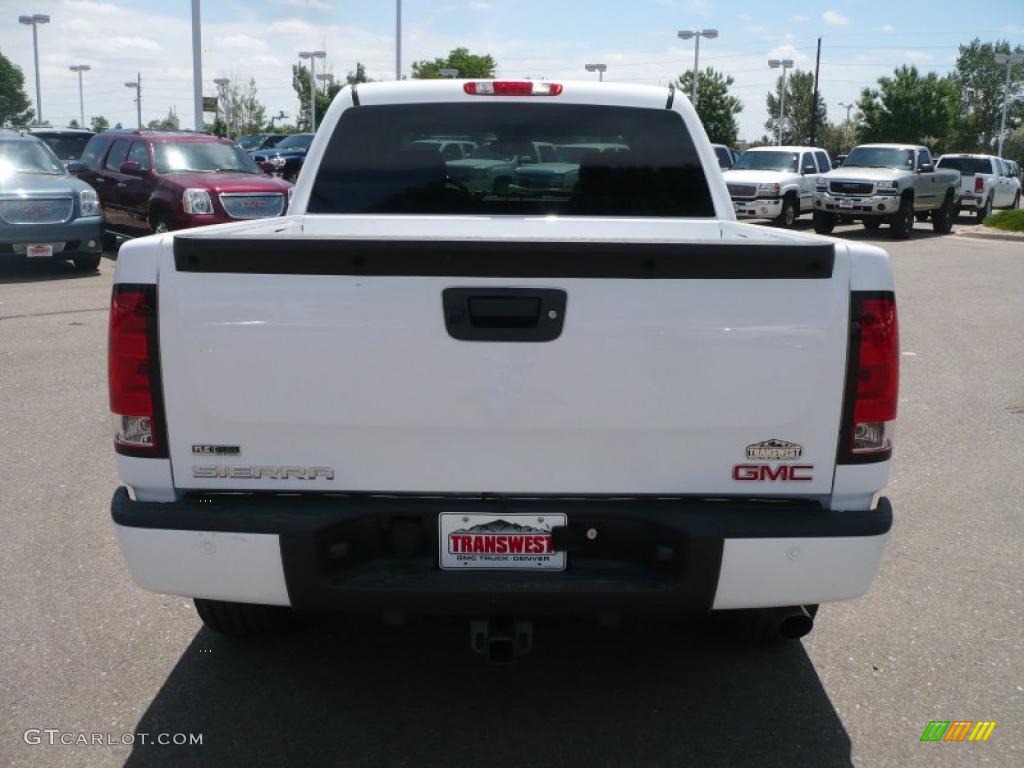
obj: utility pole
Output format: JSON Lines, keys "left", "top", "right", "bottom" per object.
{"left": 69, "top": 65, "right": 90, "bottom": 127}
{"left": 677, "top": 29, "right": 718, "bottom": 107}
{"left": 994, "top": 52, "right": 1024, "bottom": 157}
{"left": 18, "top": 14, "right": 50, "bottom": 125}
{"left": 124, "top": 74, "right": 142, "bottom": 129}
{"left": 809, "top": 36, "right": 822, "bottom": 145}
{"left": 191, "top": 0, "right": 203, "bottom": 132}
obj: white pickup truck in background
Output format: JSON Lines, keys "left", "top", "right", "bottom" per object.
{"left": 108, "top": 80, "right": 897, "bottom": 658}
{"left": 724, "top": 145, "right": 832, "bottom": 227}
{"left": 935, "top": 153, "right": 1022, "bottom": 219}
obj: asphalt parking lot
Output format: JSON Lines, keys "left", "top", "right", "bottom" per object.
{"left": 1, "top": 221, "right": 1022, "bottom": 768}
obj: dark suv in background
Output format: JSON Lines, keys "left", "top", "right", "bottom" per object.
{"left": 251, "top": 132, "right": 313, "bottom": 182}
{"left": 72, "top": 130, "right": 292, "bottom": 247}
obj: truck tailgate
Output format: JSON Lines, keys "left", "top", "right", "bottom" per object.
{"left": 158, "top": 225, "right": 849, "bottom": 496}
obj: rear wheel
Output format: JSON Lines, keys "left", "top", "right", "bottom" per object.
{"left": 193, "top": 599, "right": 294, "bottom": 637}
{"left": 977, "top": 196, "right": 993, "bottom": 220}
{"left": 812, "top": 210, "right": 836, "bottom": 234}
{"left": 889, "top": 197, "right": 915, "bottom": 239}
{"left": 775, "top": 195, "right": 797, "bottom": 228}
{"left": 1013, "top": 192, "right": 1021, "bottom": 210}
{"left": 932, "top": 193, "right": 955, "bottom": 234}
{"left": 862, "top": 218, "right": 882, "bottom": 232}
{"left": 72, "top": 253, "right": 101, "bottom": 271}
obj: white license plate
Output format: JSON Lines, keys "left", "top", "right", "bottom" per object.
{"left": 838, "top": 199, "right": 855, "bottom": 209}
{"left": 438, "top": 512, "right": 566, "bottom": 570}
{"left": 26, "top": 244, "right": 53, "bottom": 258}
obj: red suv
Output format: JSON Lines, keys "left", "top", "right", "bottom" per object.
{"left": 72, "top": 130, "right": 292, "bottom": 247}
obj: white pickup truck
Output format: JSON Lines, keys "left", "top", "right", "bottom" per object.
{"left": 108, "top": 80, "right": 897, "bottom": 657}
{"left": 935, "top": 153, "right": 1022, "bottom": 219}
{"left": 724, "top": 145, "right": 832, "bottom": 227}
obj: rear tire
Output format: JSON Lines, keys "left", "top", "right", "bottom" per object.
{"left": 889, "top": 197, "right": 915, "bottom": 239}
{"left": 1013, "top": 192, "right": 1021, "bottom": 210}
{"left": 977, "top": 196, "right": 993, "bottom": 220}
{"left": 862, "top": 218, "right": 882, "bottom": 232}
{"left": 194, "top": 598, "right": 294, "bottom": 637}
{"left": 932, "top": 193, "right": 955, "bottom": 234}
{"left": 775, "top": 196, "right": 798, "bottom": 228}
{"left": 72, "top": 253, "right": 102, "bottom": 271}
{"left": 812, "top": 210, "right": 836, "bottom": 234}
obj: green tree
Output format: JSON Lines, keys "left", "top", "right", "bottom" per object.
{"left": 764, "top": 69, "right": 827, "bottom": 145}
{"left": 215, "top": 76, "right": 267, "bottom": 138}
{"left": 147, "top": 107, "right": 179, "bottom": 131}
{"left": 948, "top": 38, "right": 1024, "bottom": 152}
{"left": 0, "top": 52, "right": 35, "bottom": 127}
{"left": 89, "top": 115, "right": 109, "bottom": 133}
{"left": 818, "top": 121, "right": 854, "bottom": 159}
{"left": 411, "top": 47, "right": 495, "bottom": 79}
{"left": 678, "top": 67, "right": 742, "bottom": 145}
{"left": 292, "top": 64, "right": 342, "bottom": 131}
{"left": 67, "top": 118, "right": 80, "bottom": 129}
{"left": 857, "top": 66, "right": 959, "bottom": 154}
{"left": 1003, "top": 125, "right": 1024, "bottom": 163}
{"left": 346, "top": 62, "right": 373, "bottom": 85}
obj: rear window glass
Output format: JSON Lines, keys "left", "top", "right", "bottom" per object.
{"left": 80, "top": 135, "right": 112, "bottom": 170}
{"left": 308, "top": 103, "right": 714, "bottom": 217}
{"left": 34, "top": 134, "right": 92, "bottom": 161}
{"left": 936, "top": 156, "right": 992, "bottom": 174}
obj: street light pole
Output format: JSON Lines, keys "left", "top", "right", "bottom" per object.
{"left": 299, "top": 51, "right": 326, "bottom": 131}
{"left": 124, "top": 74, "right": 141, "bottom": 129}
{"left": 584, "top": 63, "right": 607, "bottom": 82}
{"left": 18, "top": 13, "right": 51, "bottom": 125}
{"left": 395, "top": 0, "right": 402, "bottom": 80}
{"left": 677, "top": 29, "right": 717, "bottom": 107}
{"left": 994, "top": 52, "right": 1024, "bottom": 158}
{"left": 769, "top": 58, "right": 794, "bottom": 145}
{"left": 191, "top": 0, "right": 204, "bottom": 132}
{"left": 69, "top": 65, "right": 90, "bottom": 127}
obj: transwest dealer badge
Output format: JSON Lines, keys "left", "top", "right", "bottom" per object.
{"left": 745, "top": 439, "right": 803, "bottom": 460}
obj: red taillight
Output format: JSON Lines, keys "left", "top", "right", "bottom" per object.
{"left": 974, "top": 176, "right": 984, "bottom": 193}
{"left": 109, "top": 284, "right": 166, "bottom": 457}
{"left": 839, "top": 292, "right": 899, "bottom": 463}
{"left": 464, "top": 81, "right": 563, "bottom": 96}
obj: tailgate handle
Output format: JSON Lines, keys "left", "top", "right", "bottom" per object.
{"left": 443, "top": 287, "right": 566, "bottom": 342}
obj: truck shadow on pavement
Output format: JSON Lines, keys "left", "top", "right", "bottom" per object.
{"left": 123, "top": 617, "right": 852, "bottom": 768}
{"left": 0, "top": 253, "right": 114, "bottom": 284}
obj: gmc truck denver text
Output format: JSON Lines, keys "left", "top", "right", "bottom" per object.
{"left": 108, "top": 80, "right": 897, "bottom": 658}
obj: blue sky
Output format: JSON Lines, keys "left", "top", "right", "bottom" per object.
{"left": 3, "top": 0, "right": 1022, "bottom": 139}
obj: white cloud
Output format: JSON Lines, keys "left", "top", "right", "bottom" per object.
{"left": 792, "top": 15, "right": 810, "bottom": 23}
{"left": 878, "top": 24, "right": 895, "bottom": 34}
{"left": 110, "top": 36, "right": 162, "bottom": 52}
{"left": 467, "top": 1, "right": 493, "bottom": 10}
{"left": 285, "top": 0, "right": 332, "bottom": 9}
{"left": 823, "top": 10, "right": 850, "bottom": 27}
{"left": 61, "top": 0, "right": 119, "bottom": 13}
{"left": 216, "top": 34, "right": 268, "bottom": 50}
